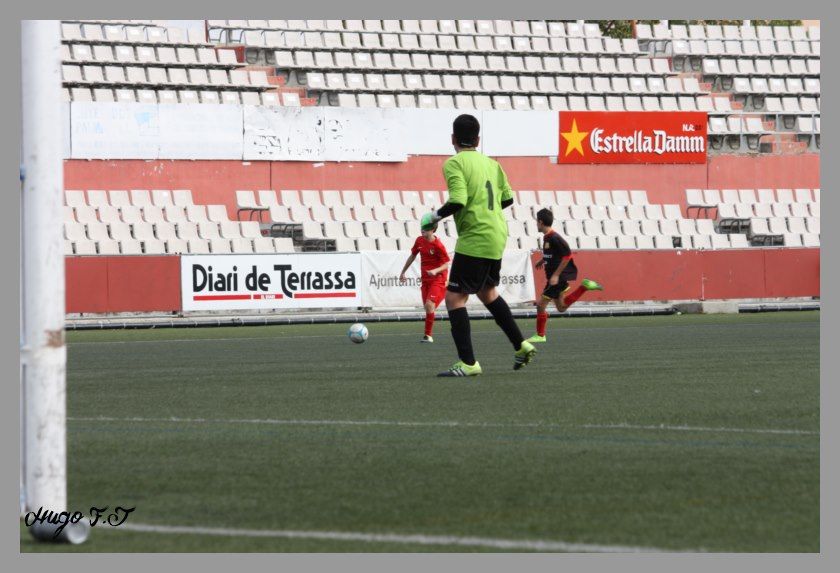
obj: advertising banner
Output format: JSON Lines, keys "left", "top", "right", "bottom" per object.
{"left": 181, "top": 253, "right": 362, "bottom": 311}
{"left": 181, "top": 251, "right": 537, "bottom": 311}
{"left": 558, "top": 111, "right": 707, "bottom": 164}
{"left": 361, "top": 250, "right": 536, "bottom": 308}
{"left": 360, "top": 250, "right": 424, "bottom": 308}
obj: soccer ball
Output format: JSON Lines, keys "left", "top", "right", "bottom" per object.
{"left": 348, "top": 323, "right": 369, "bottom": 344}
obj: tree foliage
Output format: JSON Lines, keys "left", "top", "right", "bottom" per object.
{"left": 597, "top": 19, "right": 803, "bottom": 39}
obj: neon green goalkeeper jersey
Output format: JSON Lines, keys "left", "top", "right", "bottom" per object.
{"left": 442, "top": 150, "right": 513, "bottom": 260}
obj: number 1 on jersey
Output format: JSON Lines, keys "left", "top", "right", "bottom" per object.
{"left": 485, "top": 181, "right": 494, "bottom": 210}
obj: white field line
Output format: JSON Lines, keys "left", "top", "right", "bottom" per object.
{"left": 106, "top": 522, "right": 684, "bottom": 553}
{"left": 66, "top": 320, "right": 814, "bottom": 346}
{"left": 67, "top": 331, "right": 427, "bottom": 345}
{"left": 581, "top": 423, "right": 818, "bottom": 436}
{"left": 68, "top": 416, "right": 818, "bottom": 436}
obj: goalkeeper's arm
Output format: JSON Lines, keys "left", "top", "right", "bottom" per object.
{"left": 435, "top": 202, "right": 462, "bottom": 219}
{"left": 434, "top": 197, "right": 512, "bottom": 221}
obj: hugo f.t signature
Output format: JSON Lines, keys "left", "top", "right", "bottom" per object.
{"left": 23, "top": 505, "right": 136, "bottom": 539}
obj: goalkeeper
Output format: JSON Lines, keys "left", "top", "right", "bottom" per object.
{"left": 423, "top": 114, "right": 536, "bottom": 377}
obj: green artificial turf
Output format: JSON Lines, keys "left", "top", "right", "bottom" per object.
{"left": 21, "top": 311, "right": 819, "bottom": 552}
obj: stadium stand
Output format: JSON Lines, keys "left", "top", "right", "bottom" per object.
{"left": 60, "top": 20, "right": 287, "bottom": 105}
{"left": 62, "top": 20, "right": 820, "bottom": 144}
{"left": 688, "top": 186, "right": 821, "bottom": 247}
{"left": 209, "top": 19, "right": 701, "bottom": 112}
{"left": 194, "top": 19, "right": 820, "bottom": 152}
{"left": 59, "top": 19, "right": 819, "bottom": 152}
{"left": 60, "top": 20, "right": 819, "bottom": 263}
{"left": 63, "top": 186, "right": 819, "bottom": 255}
{"left": 637, "top": 21, "right": 820, "bottom": 152}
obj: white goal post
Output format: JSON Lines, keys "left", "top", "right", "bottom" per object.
{"left": 20, "top": 19, "right": 67, "bottom": 518}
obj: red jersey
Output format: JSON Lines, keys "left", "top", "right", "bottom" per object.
{"left": 411, "top": 236, "right": 450, "bottom": 283}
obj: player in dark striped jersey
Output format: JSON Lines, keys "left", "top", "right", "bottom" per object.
{"left": 527, "top": 208, "right": 603, "bottom": 343}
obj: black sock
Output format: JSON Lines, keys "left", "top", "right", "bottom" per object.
{"left": 447, "top": 307, "right": 476, "bottom": 366}
{"left": 485, "top": 296, "right": 525, "bottom": 351}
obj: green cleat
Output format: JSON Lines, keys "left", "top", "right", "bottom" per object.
{"left": 421, "top": 335, "right": 434, "bottom": 343}
{"left": 513, "top": 340, "right": 537, "bottom": 370}
{"left": 526, "top": 334, "right": 547, "bottom": 343}
{"left": 581, "top": 278, "right": 604, "bottom": 291}
{"left": 437, "top": 361, "right": 482, "bottom": 377}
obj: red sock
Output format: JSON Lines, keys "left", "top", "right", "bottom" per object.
{"left": 536, "top": 311, "right": 548, "bottom": 336}
{"left": 425, "top": 312, "right": 435, "bottom": 337}
{"left": 563, "top": 285, "right": 587, "bottom": 307}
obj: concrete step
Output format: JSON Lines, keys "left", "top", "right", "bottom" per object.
{"left": 768, "top": 139, "right": 809, "bottom": 154}
{"left": 277, "top": 86, "right": 307, "bottom": 97}
{"left": 242, "top": 65, "right": 276, "bottom": 75}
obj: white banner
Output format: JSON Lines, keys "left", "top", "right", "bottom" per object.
{"left": 361, "top": 250, "right": 536, "bottom": 308}
{"left": 71, "top": 102, "right": 160, "bottom": 159}
{"left": 242, "top": 105, "right": 326, "bottom": 161}
{"left": 481, "top": 111, "right": 560, "bottom": 157}
{"left": 158, "top": 104, "right": 243, "bottom": 159}
{"left": 62, "top": 102, "right": 71, "bottom": 158}
{"left": 385, "top": 108, "right": 465, "bottom": 157}
{"left": 66, "top": 103, "right": 568, "bottom": 161}
{"left": 181, "top": 253, "right": 362, "bottom": 311}
{"left": 324, "top": 108, "right": 407, "bottom": 162}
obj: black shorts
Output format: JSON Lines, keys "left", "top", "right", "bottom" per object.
{"left": 542, "top": 280, "right": 571, "bottom": 300}
{"left": 447, "top": 252, "right": 502, "bottom": 295}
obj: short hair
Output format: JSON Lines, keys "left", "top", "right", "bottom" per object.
{"left": 453, "top": 114, "right": 480, "bottom": 147}
{"left": 536, "top": 208, "right": 554, "bottom": 227}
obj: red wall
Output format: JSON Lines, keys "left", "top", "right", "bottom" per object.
{"left": 66, "top": 256, "right": 181, "bottom": 313}
{"left": 65, "top": 249, "right": 819, "bottom": 314}
{"left": 531, "top": 248, "right": 820, "bottom": 302}
{"left": 64, "top": 154, "right": 820, "bottom": 219}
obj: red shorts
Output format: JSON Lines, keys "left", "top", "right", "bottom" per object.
{"left": 421, "top": 281, "right": 447, "bottom": 308}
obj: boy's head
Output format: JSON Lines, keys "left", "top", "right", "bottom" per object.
{"left": 420, "top": 211, "right": 438, "bottom": 238}
{"left": 536, "top": 208, "right": 554, "bottom": 233}
{"left": 452, "top": 114, "right": 480, "bottom": 150}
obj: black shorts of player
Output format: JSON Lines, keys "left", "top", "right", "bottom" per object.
{"left": 542, "top": 280, "right": 571, "bottom": 301}
{"left": 447, "top": 252, "right": 502, "bottom": 294}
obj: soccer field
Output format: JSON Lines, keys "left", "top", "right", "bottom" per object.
{"left": 21, "top": 311, "right": 819, "bottom": 552}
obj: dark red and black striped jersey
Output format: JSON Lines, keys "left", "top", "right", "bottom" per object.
{"left": 542, "top": 230, "right": 578, "bottom": 280}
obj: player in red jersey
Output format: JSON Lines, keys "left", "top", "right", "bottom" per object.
{"left": 399, "top": 218, "right": 451, "bottom": 343}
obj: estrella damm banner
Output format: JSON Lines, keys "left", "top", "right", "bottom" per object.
{"left": 558, "top": 111, "right": 708, "bottom": 164}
